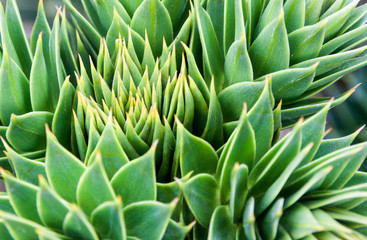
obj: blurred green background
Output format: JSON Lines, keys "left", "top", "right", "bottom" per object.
{"left": 1, "top": 0, "right": 367, "bottom": 143}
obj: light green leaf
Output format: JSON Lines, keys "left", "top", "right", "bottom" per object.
{"left": 124, "top": 200, "right": 177, "bottom": 240}
{"left": 88, "top": 116, "right": 129, "bottom": 179}
{"left": 224, "top": 34, "right": 253, "bottom": 87}
{"left": 176, "top": 118, "right": 218, "bottom": 177}
{"left": 219, "top": 81, "right": 265, "bottom": 122}
{"left": 194, "top": 0, "right": 225, "bottom": 92}
{"left": 218, "top": 106, "right": 255, "bottom": 203}
{"left": 30, "top": 0, "right": 50, "bottom": 56}
{"left": 242, "top": 197, "right": 256, "bottom": 240}
{"left": 248, "top": 80, "right": 274, "bottom": 160}
{"left": 0, "top": 4, "right": 20, "bottom": 72}
{"left": 162, "top": 220, "right": 193, "bottom": 240}
{"left": 305, "top": 0, "right": 325, "bottom": 25}
{"left": 37, "top": 176, "right": 71, "bottom": 231}
{"left": 284, "top": 0, "right": 305, "bottom": 33}
{"left": 62, "top": 0, "right": 101, "bottom": 50}
{"left": 131, "top": 0, "right": 173, "bottom": 57}
{"left": 322, "top": 0, "right": 359, "bottom": 41}
{"left": 1, "top": 211, "right": 63, "bottom": 240}
{"left": 208, "top": 205, "right": 236, "bottom": 240}
{"left": 63, "top": 205, "right": 99, "bottom": 240}
{"left": 254, "top": 0, "right": 283, "bottom": 38}
{"left": 320, "top": 25, "right": 367, "bottom": 56}
{"left": 52, "top": 78, "right": 75, "bottom": 151}
{"left": 111, "top": 143, "right": 157, "bottom": 206}
{"left": 264, "top": 66, "right": 317, "bottom": 103}
{"left": 45, "top": 128, "right": 86, "bottom": 203}
{"left": 30, "top": 34, "right": 57, "bottom": 112}
{"left": 259, "top": 198, "right": 284, "bottom": 240}
{"left": 0, "top": 45, "right": 31, "bottom": 126}
{"left": 91, "top": 198, "right": 126, "bottom": 240}
{"left": 255, "top": 144, "right": 312, "bottom": 216}
{"left": 2, "top": 171, "right": 41, "bottom": 224}
{"left": 229, "top": 164, "right": 249, "bottom": 223}
{"left": 249, "top": 12, "right": 290, "bottom": 79}
{"left": 180, "top": 174, "right": 220, "bottom": 227}
{"left": 5, "top": 0, "right": 32, "bottom": 76}
{"left": 6, "top": 111, "right": 53, "bottom": 152}
{"left": 119, "top": 0, "right": 143, "bottom": 17}
{"left": 249, "top": 122, "right": 302, "bottom": 195}
{"left": 281, "top": 88, "right": 354, "bottom": 121}
{"left": 77, "top": 153, "right": 115, "bottom": 217}
{"left": 314, "top": 126, "right": 363, "bottom": 159}
{"left": 2, "top": 139, "right": 46, "bottom": 186}
{"left": 299, "top": 103, "right": 330, "bottom": 166}
{"left": 288, "top": 21, "right": 326, "bottom": 65}
{"left": 200, "top": 81, "right": 223, "bottom": 149}
{"left": 280, "top": 203, "right": 324, "bottom": 239}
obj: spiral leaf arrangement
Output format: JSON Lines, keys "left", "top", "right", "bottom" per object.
{"left": 0, "top": 0, "right": 367, "bottom": 239}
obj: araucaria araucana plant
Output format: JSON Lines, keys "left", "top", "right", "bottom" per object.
{"left": 0, "top": 0, "right": 367, "bottom": 239}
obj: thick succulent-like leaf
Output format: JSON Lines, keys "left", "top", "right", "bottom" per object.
{"left": 248, "top": 122, "right": 302, "bottom": 197}
{"left": 5, "top": 0, "right": 32, "bottom": 76}
{"left": 194, "top": 0, "right": 225, "bottom": 92}
{"left": 219, "top": 81, "right": 265, "bottom": 122}
{"left": 124, "top": 200, "right": 177, "bottom": 240}
{"left": 63, "top": 205, "right": 99, "bottom": 240}
{"left": 52, "top": 78, "right": 75, "bottom": 150}
{"left": 200, "top": 81, "right": 223, "bottom": 149}
{"left": 281, "top": 88, "right": 355, "bottom": 121}
{"left": 77, "top": 153, "right": 116, "bottom": 216}
{"left": 323, "top": 0, "right": 359, "bottom": 41}
{"left": 30, "top": 0, "right": 50, "bottom": 56}
{"left": 0, "top": 196, "right": 15, "bottom": 214}
{"left": 229, "top": 163, "right": 248, "bottom": 223}
{"left": 91, "top": 198, "right": 126, "bottom": 240}
{"left": 256, "top": 64, "right": 318, "bottom": 102}
{"left": 6, "top": 112, "right": 53, "bottom": 152}
{"left": 62, "top": 0, "right": 101, "bottom": 50}
{"left": 207, "top": 205, "right": 236, "bottom": 240}
{"left": 176, "top": 119, "right": 218, "bottom": 177}
{"left": 2, "top": 139, "right": 46, "bottom": 186}
{"left": 0, "top": 211, "right": 63, "bottom": 240}
{"left": 0, "top": 4, "right": 20, "bottom": 71}
{"left": 288, "top": 21, "right": 326, "bottom": 65}
{"left": 224, "top": 34, "right": 253, "bottom": 87}
{"left": 248, "top": 80, "right": 274, "bottom": 160}
{"left": 0, "top": 219, "right": 12, "bottom": 240}
{"left": 131, "top": 0, "right": 173, "bottom": 57}
{"left": 88, "top": 116, "right": 129, "bottom": 179}
{"left": 218, "top": 105, "right": 255, "bottom": 203}
{"left": 314, "top": 126, "right": 363, "bottom": 159}
{"left": 30, "top": 34, "right": 58, "bottom": 112}
{"left": 45, "top": 128, "right": 86, "bottom": 203}
{"left": 255, "top": 144, "right": 313, "bottom": 216}
{"left": 120, "top": 0, "right": 144, "bottom": 17}
{"left": 249, "top": 11, "right": 290, "bottom": 79}
{"left": 298, "top": 102, "right": 330, "bottom": 166}
{"left": 320, "top": 24, "right": 367, "bottom": 56}
{"left": 284, "top": 0, "right": 305, "bottom": 33}
{"left": 255, "top": 0, "right": 282, "bottom": 35}
{"left": 259, "top": 198, "right": 284, "bottom": 240}
{"left": 0, "top": 46, "right": 31, "bottom": 126}
{"left": 180, "top": 174, "right": 220, "bottom": 227}
{"left": 162, "top": 220, "right": 193, "bottom": 240}
{"left": 111, "top": 143, "right": 157, "bottom": 206}
{"left": 242, "top": 197, "right": 256, "bottom": 239}
{"left": 2, "top": 172, "right": 41, "bottom": 224}
{"left": 37, "top": 176, "right": 71, "bottom": 231}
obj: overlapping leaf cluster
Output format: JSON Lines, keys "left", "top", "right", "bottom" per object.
{"left": 0, "top": 0, "right": 367, "bottom": 239}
